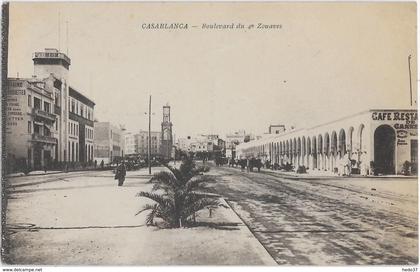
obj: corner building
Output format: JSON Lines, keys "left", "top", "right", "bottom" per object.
{"left": 236, "top": 109, "right": 418, "bottom": 175}
{"left": 5, "top": 48, "right": 95, "bottom": 170}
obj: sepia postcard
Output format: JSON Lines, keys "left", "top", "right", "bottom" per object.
{"left": 1, "top": 1, "right": 418, "bottom": 270}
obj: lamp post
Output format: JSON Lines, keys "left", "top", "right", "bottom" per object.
{"left": 408, "top": 54, "right": 413, "bottom": 106}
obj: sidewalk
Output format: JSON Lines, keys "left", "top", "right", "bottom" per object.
{"left": 4, "top": 168, "right": 277, "bottom": 265}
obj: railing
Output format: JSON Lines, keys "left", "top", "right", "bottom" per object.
{"left": 32, "top": 134, "right": 58, "bottom": 144}
{"left": 33, "top": 52, "right": 71, "bottom": 64}
{"left": 32, "top": 108, "right": 56, "bottom": 121}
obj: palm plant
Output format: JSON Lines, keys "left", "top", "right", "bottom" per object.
{"left": 136, "top": 158, "right": 220, "bottom": 228}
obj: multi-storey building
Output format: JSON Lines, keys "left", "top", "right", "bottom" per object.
{"left": 67, "top": 86, "right": 95, "bottom": 163}
{"left": 6, "top": 79, "right": 57, "bottom": 170}
{"left": 124, "top": 132, "right": 137, "bottom": 155}
{"left": 5, "top": 48, "right": 95, "bottom": 171}
{"left": 135, "top": 130, "right": 161, "bottom": 157}
{"left": 93, "top": 122, "right": 124, "bottom": 164}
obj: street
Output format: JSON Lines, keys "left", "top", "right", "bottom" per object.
{"left": 205, "top": 165, "right": 418, "bottom": 265}
{"left": 3, "top": 166, "right": 418, "bottom": 265}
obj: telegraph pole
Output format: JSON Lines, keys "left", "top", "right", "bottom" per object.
{"left": 408, "top": 55, "right": 413, "bottom": 106}
{"left": 148, "top": 95, "right": 152, "bottom": 174}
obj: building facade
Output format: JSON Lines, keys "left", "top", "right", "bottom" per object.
{"left": 5, "top": 48, "right": 95, "bottom": 171}
{"left": 67, "top": 86, "right": 95, "bottom": 163}
{"left": 93, "top": 122, "right": 124, "bottom": 164}
{"left": 236, "top": 109, "right": 418, "bottom": 175}
{"left": 6, "top": 79, "right": 57, "bottom": 170}
{"left": 136, "top": 130, "right": 161, "bottom": 157}
{"left": 124, "top": 132, "right": 137, "bottom": 155}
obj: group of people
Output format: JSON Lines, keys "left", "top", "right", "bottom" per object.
{"left": 228, "top": 158, "right": 263, "bottom": 173}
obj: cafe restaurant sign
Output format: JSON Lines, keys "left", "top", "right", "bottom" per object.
{"left": 372, "top": 111, "right": 418, "bottom": 130}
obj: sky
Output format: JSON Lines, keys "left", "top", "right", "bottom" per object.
{"left": 7, "top": 2, "right": 418, "bottom": 139}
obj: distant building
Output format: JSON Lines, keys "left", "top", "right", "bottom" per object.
{"left": 225, "top": 130, "right": 247, "bottom": 158}
{"left": 93, "top": 122, "right": 123, "bottom": 164}
{"left": 135, "top": 130, "right": 161, "bottom": 157}
{"left": 269, "top": 124, "right": 286, "bottom": 134}
{"left": 161, "top": 105, "right": 173, "bottom": 160}
{"left": 124, "top": 132, "right": 137, "bottom": 155}
{"left": 176, "top": 134, "right": 225, "bottom": 158}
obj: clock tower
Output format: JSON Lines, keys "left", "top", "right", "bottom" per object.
{"left": 161, "top": 104, "right": 173, "bottom": 160}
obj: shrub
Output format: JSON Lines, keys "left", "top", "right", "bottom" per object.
{"left": 136, "top": 158, "right": 221, "bottom": 228}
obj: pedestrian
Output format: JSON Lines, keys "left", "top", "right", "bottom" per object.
{"left": 94, "top": 160, "right": 97, "bottom": 169}
{"left": 360, "top": 151, "right": 369, "bottom": 176}
{"left": 100, "top": 160, "right": 104, "bottom": 169}
{"left": 115, "top": 162, "right": 126, "bottom": 186}
{"left": 345, "top": 155, "right": 352, "bottom": 176}
{"left": 246, "top": 158, "right": 250, "bottom": 173}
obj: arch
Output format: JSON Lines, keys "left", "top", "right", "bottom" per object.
{"left": 306, "top": 137, "right": 311, "bottom": 168}
{"left": 374, "top": 125, "right": 396, "bottom": 175}
{"left": 312, "top": 136, "right": 317, "bottom": 169}
{"left": 306, "top": 137, "right": 311, "bottom": 155}
{"left": 331, "top": 131, "right": 338, "bottom": 154}
{"left": 317, "top": 134, "right": 323, "bottom": 169}
{"left": 324, "top": 132, "right": 330, "bottom": 154}
{"left": 317, "top": 134, "right": 323, "bottom": 154}
{"left": 338, "top": 129, "right": 346, "bottom": 158}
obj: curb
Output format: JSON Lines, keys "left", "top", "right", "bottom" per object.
{"left": 221, "top": 198, "right": 278, "bottom": 265}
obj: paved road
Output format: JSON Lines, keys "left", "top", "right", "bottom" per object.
{"left": 206, "top": 166, "right": 418, "bottom": 265}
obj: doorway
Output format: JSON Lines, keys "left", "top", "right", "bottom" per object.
{"left": 374, "top": 125, "right": 395, "bottom": 174}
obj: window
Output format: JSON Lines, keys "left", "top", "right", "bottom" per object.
{"left": 71, "top": 99, "right": 75, "bottom": 113}
{"left": 55, "top": 92, "right": 60, "bottom": 106}
{"left": 28, "top": 95, "right": 32, "bottom": 107}
{"left": 34, "top": 124, "right": 40, "bottom": 135}
{"left": 81, "top": 105, "right": 84, "bottom": 118}
{"left": 28, "top": 121, "right": 31, "bottom": 133}
{"left": 34, "top": 97, "right": 41, "bottom": 110}
{"left": 44, "top": 102, "right": 50, "bottom": 113}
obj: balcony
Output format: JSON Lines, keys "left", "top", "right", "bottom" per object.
{"left": 32, "top": 108, "right": 56, "bottom": 122}
{"left": 31, "top": 134, "right": 58, "bottom": 145}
